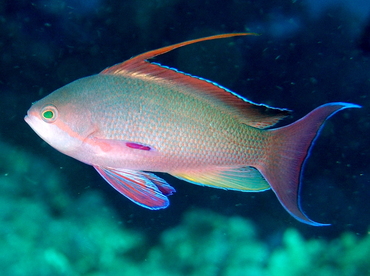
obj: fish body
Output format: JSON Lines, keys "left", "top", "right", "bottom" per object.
{"left": 31, "top": 74, "right": 269, "bottom": 171}
{"left": 25, "top": 33, "right": 360, "bottom": 225}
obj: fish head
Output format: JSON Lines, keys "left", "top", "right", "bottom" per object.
{"left": 25, "top": 80, "right": 96, "bottom": 157}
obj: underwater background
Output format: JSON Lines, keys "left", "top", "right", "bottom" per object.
{"left": 1, "top": 0, "right": 370, "bottom": 275}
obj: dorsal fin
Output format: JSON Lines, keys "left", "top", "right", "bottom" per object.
{"left": 100, "top": 33, "right": 291, "bottom": 128}
{"left": 101, "top": 33, "right": 254, "bottom": 74}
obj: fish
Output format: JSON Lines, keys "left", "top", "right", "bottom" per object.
{"left": 24, "top": 33, "right": 360, "bottom": 226}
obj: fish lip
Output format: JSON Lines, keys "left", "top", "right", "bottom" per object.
{"left": 24, "top": 113, "right": 32, "bottom": 125}
{"left": 24, "top": 111, "right": 37, "bottom": 127}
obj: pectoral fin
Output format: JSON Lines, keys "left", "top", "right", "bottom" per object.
{"left": 94, "top": 166, "right": 175, "bottom": 209}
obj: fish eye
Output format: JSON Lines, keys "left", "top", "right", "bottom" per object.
{"left": 41, "top": 105, "right": 58, "bottom": 123}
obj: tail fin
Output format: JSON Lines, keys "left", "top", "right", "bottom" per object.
{"left": 259, "top": 102, "right": 360, "bottom": 226}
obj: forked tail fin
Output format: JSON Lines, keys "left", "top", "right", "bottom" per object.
{"left": 259, "top": 102, "right": 360, "bottom": 226}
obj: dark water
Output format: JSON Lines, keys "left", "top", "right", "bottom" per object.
{"left": 1, "top": 0, "right": 369, "bottom": 275}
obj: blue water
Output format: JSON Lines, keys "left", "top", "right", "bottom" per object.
{"left": 0, "top": 0, "right": 369, "bottom": 275}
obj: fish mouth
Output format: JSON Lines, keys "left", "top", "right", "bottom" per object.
{"left": 24, "top": 112, "right": 39, "bottom": 131}
{"left": 24, "top": 112, "right": 50, "bottom": 142}
{"left": 24, "top": 112, "right": 35, "bottom": 126}
{"left": 24, "top": 109, "right": 37, "bottom": 125}
{"left": 24, "top": 114, "right": 30, "bottom": 124}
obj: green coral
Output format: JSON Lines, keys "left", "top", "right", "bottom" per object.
{"left": 0, "top": 141, "right": 369, "bottom": 275}
{"left": 145, "top": 209, "right": 268, "bottom": 276}
{"left": 0, "top": 142, "right": 144, "bottom": 275}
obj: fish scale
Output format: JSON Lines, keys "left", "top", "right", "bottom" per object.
{"left": 25, "top": 33, "right": 360, "bottom": 225}
{"left": 87, "top": 75, "right": 256, "bottom": 166}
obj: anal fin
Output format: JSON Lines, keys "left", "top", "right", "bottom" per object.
{"left": 171, "top": 166, "right": 270, "bottom": 192}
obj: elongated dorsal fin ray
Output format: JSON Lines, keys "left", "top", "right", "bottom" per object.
{"left": 100, "top": 33, "right": 290, "bottom": 128}
{"left": 101, "top": 33, "right": 256, "bottom": 74}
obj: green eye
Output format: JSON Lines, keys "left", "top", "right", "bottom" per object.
{"left": 41, "top": 105, "right": 58, "bottom": 123}
{"left": 43, "top": 110, "right": 54, "bottom": 119}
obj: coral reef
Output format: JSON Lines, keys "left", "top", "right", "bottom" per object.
{"left": 0, "top": 141, "right": 369, "bottom": 275}
{"left": 1, "top": 1, "right": 368, "bottom": 274}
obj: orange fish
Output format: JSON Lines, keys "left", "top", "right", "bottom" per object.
{"left": 25, "top": 33, "right": 360, "bottom": 226}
